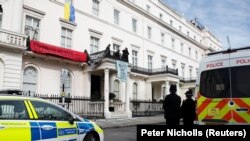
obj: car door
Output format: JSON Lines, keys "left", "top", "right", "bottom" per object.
{"left": 0, "top": 100, "right": 32, "bottom": 141}
{"left": 29, "top": 100, "right": 78, "bottom": 141}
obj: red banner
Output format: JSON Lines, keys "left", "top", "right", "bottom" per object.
{"left": 30, "top": 40, "right": 87, "bottom": 62}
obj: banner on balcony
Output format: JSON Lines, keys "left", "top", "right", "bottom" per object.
{"left": 116, "top": 60, "right": 128, "bottom": 82}
{"left": 30, "top": 40, "right": 87, "bottom": 62}
{"left": 88, "top": 51, "right": 106, "bottom": 69}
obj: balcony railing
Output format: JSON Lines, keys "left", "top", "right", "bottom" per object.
{"left": 180, "top": 77, "right": 197, "bottom": 83}
{"left": 131, "top": 66, "right": 178, "bottom": 76}
{"left": 0, "top": 28, "right": 27, "bottom": 47}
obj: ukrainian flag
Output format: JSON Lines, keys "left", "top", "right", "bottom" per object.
{"left": 64, "top": 0, "right": 70, "bottom": 20}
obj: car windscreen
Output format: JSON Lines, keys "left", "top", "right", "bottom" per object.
{"left": 200, "top": 68, "right": 230, "bottom": 98}
{"left": 231, "top": 66, "right": 250, "bottom": 98}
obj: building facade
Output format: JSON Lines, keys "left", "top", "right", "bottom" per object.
{"left": 0, "top": 0, "right": 222, "bottom": 118}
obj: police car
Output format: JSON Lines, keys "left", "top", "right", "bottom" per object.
{"left": 0, "top": 90, "right": 104, "bottom": 141}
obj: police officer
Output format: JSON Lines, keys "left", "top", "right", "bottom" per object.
{"left": 181, "top": 89, "right": 196, "bottom": 126}
{"left": 163, "top": 84, "right": 181, "bottom": 126}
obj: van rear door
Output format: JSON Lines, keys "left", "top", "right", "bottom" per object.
{"left": 230, "top": 54, "right": 250, "bottom": 124}
{"left": 198, "top": 54, "right": 232, "bottom": 124}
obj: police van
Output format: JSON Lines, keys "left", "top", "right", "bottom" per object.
{"left": 0, "top": 90, "right": 104, "bottom": 141}
{"left": 196, "top": 46, "right": 250, "bottom": 125}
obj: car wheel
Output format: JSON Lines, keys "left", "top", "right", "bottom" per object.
{"left": 84, "top": 132, "right": 99, "bottom": 141}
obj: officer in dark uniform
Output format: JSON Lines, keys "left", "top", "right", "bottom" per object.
{"left": 163, "top": 84, "right": 181, "bottom": 126}
{"left": 181, "top": 89, "right": 196, "bottom": 126}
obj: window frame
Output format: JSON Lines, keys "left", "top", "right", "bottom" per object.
{"left": 22, "top": 66, "right": 38, "bottom": 95}
{"left": 92, "top": 0, "right": 100, "bottom": 16}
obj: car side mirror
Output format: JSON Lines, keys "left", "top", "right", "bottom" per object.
{"left": 68, "top": 114, "right": 75, "bottom": 124}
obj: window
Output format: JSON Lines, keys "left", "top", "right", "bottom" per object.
{"left": 171, "top": 38, "right": 175, "bottom": 49}
{"left": 0, "top": 100, "right": 28, "bottom": 119}
{"left": 113, "top": 43, "right": 120, "bottom": 51}
{"left": 200, "top": 68, "right": 230, "bottom": 98}
{"left": 181, "top": 43, "right": 183, "bottom": 54}
{"left": 0, "top": 5, "right": 3, "bottom": 28}
{"left": 146, "top": 5, "right": 150, "bottom": 12}
{"left": 148, "top": 55, "right": 153, "bottom": 70}
{"left": 133, "top": 82, "right": 138, "bottom": 100}
{"left": 132, "top": 50, "right": 138, "bottom": 67}
{"left": 231, "top": 66, "right": 250, "bottom": 98}
{"left": 161, "top": 33, "right": 165, "bottom": 45}
{"left": 181, "top": 64, "right": 185, "bottom": 77}
{"left": 23, "top": 66, "right": 37, "bottom": 95}
{"left": 189, "top": 47, "right": 191, "bottom": 57}
{"left": 159, "top": 13, "right": 163, "bottom": 20}
{"left": 61, "top": 27, "right": 72, "bottom": 49}
{"left": 90, "top": 36, "right": 99, "bottom": 53}
{"left": 60, "top": 69, "right": 71, "bottom": 97}
{"left": 179, "top": 26, "right": 182, "bottom": 31}
{"left": 25, "top": 15, "right": 40, "bottom": 40}
{"left": 114, "top": 80, "right": 120, "bottom": 100}
{"left": 170, "top": 20, "right": 173, "bottom": 26}
{"left": 195, "top": 51, "right": 198, "bottom": 60}
{"left": 147, "top": 26, "right": 152, "bottom": 39}
{"left": 172, "top": 60, "right": 177, "bottom": 69}
{"left": 189, "top": 67, "right": 193, "bottom": 78}
{"left": 114, "top": 9, "right": 120, "bottom": 25}
{"left": 200, "top": 66, "right": 250, "bottom": 98}
{"left": 161, "top": 58, "right": 166, "bottom": 70}
{"left": 187, "top": 31, "right": 189, "bottom": 37}
{"left": 132, "top": 18, "right": 137, "bottom": 32}
{"left": 31, "top": 101, "right": 70, "bottom": 120}
{"left": 92, "top": 0, "right": 100, "bottom": 16}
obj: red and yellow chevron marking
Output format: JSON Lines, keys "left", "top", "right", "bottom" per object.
{"left": 197, "top": 93, "right": 250, "bottom": 124}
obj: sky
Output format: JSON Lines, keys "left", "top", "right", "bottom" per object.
{"left": 162, "top": 0, "right": 250, "bottom": 49}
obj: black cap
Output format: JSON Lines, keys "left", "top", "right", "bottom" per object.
{"left": 169, "top": 84, "right": 177, "bottom": 92}
{"left": 185, "top": 89, "right": 193, "bottom": 96}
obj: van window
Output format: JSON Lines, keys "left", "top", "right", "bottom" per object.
{"left": 200, "top": 68, "right": 230, "bottom": 98}
{"left": 231, "top": 66, "right": 250, "bottom": 98}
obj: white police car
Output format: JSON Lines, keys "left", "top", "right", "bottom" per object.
{"left": 0, "top": 90, "right": 104, "bottom": 141}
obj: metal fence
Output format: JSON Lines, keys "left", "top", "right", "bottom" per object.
{"left": 130, "top": 100, "right": 164, "bottom": 117}
{"left": 23, "top": 93, "right": 105, "bottom": 119}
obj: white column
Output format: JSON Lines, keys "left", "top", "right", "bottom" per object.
{"left": 126, "top": 74, "right": 132, "bottom": 118}
{"left": 165, "top": 80, "right": 169, "bottom": 96}
{"left": 104, "top": 69, "right": 111, "bottom": 119}
{"left": 176, "top": 82, "right": 180, "bottom": 95}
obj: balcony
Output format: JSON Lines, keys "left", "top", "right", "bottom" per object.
{"left": 0, "top": 28, "right": 27, "bottom": 50}
{"left": 131, "top": 66, "right": 178, "bottom": 76}
{"left": 180, "top": 77, "right": 197, "bottom": 83}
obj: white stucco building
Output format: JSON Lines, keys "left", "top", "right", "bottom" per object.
{"left": 0, "top": 0, "right": 222, "bottom": 118}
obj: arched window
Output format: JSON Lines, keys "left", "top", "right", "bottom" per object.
{"left": 60, "top": 69, "right": 71, "bottom": 96}
{"left": 133, "top": 82, "right": 138, "bottom": 100}
{"left": 23, "top": 66, "right": 37, "bottom": 95}
{"left": 113, "top": 80, "right": 120, "bottom": 100}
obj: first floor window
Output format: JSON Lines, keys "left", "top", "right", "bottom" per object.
{"left": 114, "top": 80, "right": 120, "bottom": 100}
{"left": 60, "top": 69, "right": 71, "bottom": 96}
{"left": 25, "top": 15, "right": 40, "bottom": 40}
{"left": 23, "top": 66, "right": 37, "bottom": 95}
{"left": 132, "top": 50, "right": 138, "bottom": 67}
{"left": 148, "top": 55, "right": 153, "bottom": 70}
{"left": 61, "top": 27, "right": 72, "bottom": 49}
{"left": 90, "top": 36, "right": 99, "bottom": 53}
{"left": 133, "top": 82, "right": 138, "bottom": 100}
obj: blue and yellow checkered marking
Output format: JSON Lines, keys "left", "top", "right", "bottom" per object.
{"left": 30, "top": 122, "right": 41, "bottom": 140}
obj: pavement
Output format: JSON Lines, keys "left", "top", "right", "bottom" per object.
{"left": 93, "top": 115, "right": 165, "bottom": 129}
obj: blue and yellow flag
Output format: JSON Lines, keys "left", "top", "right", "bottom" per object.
{"left": 70, "top": 4, "right": 75, "bottom": 22}
{"left": 64, "top": 0, "right": 70, "bottom": 20}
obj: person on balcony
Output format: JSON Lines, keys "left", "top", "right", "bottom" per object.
{"left": 121, "top": 47, "right": 129, "bottom": 62}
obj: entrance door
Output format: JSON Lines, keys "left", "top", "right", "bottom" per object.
{"left": 91, "top": 75, "right": 101, "bottom": 100}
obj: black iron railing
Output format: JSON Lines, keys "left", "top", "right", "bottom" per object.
{"left": 130, "top": 100, "right": 164, "bottom": 117}
{"left": 131, "top": 66, "right": 178, "bottom": 76}
{"left": 22, "top": 92, "right": 105, "bottom": 119}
